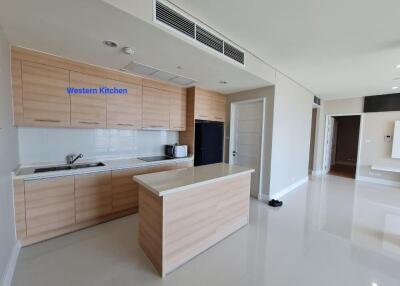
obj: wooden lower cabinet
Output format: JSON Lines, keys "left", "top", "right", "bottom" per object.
{"left": 14, "top": 161, "right": 194, "bottom": 246}
{"left": 25, "top": 176, "right": 75, "bottom": 237}
{"left": 75, "top": 171, "right": 113, "bottom": 223}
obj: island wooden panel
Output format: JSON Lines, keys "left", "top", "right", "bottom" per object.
{"left": 75, "top": 172, "right": 112, "bottom": 223}
{"left": 106, "top": 79, "right": 142, "bottom": 129}
{"left": 25, "top": 176, "right": 75, "bottom": 237}
{"left": 21, "top": 61, "right": 70, "bottom": 127}
{"left": 138, "top": 172, "right": 251, "bottom": 277}
{"left": 138, "top": 187, "right": 163, "bottom": 274}
{"left": 13, "top": 178, "right": 26, "bottom": 239}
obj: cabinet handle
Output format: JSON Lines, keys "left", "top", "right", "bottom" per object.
{"left": 198, "top": 115, "right": 208, "bottom": 118}
{"left": 117, "top": 123, "right": 134, "bottom": 127}
{"left": 34, "top": 119, "right": 61, "bottom": 123}
{"left": 173, "top": 126, "right": 184, "bottom": 129}
{"left": 215, "top": 117, "right": 224, "bottom": 120}
{"left": 79, "top": 121, "right": 100, "bottom": 125}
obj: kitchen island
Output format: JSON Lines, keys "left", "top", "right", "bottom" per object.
{"left": 134, "top": 163, "right": 254, "bottom": 277}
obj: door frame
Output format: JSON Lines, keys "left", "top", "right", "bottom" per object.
{"left": 229, "top": 98, "right": 266, "bottom": 200}
{"left": 322, "top": 113, "right": 364, "bottom": 178}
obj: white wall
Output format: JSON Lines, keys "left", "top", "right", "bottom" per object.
{"left": 18, "top": 127, "right": 179, "bottom": 165}
{"left": 314, "top": 97, "right": 364, "bottom": 173}
{"left": 0, "top": 26, "right": 19, "bottom": 285}
{"left": 269, "top": 72, "right": 314, "bottom": 198}
{"left": 225, "top": 86, "right": 275, "bottom": 197}
{"left": 315, "top": 97, "right": 400, "bottom": 184}
{"left": 358, "top": 111, "right": 400, "bottom": 182}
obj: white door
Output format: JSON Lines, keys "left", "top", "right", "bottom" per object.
{"left": 230, "top": 100, "right": 264, "bottom": 198}
{"left": 323, "top": 116, "right": 335, "bottom": 173}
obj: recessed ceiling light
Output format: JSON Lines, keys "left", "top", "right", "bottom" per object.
{"left": 372, "top": 283, "right": 378, "bottom": 286}
{"left": 219, "top": 81, "right": 228, "bottom": 84}
{"left": 121, "top": 47, "right": 135, "bottom": 55}
{"left": 103, "top": 40, "right": 118, "bottom": 48}
{"left": 396, "top": 64, "right": 400, "bottom": 69}
{"left": 392, "top": 86, "right": 399, "bottom": 90}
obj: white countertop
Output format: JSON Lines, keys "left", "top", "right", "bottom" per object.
{"left": 14, "top": 156, "right": 193, "bottom": 180}
{"left": 133, "top": 163, "right": 254, "bottom": 197}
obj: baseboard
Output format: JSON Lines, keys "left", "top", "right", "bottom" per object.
{"left": 1, "top": 240, "right": 20, "bottom": 286}
{"left": 270, "top": 177, "right": 309, "bottom": 200}
{"left": 356, "top": 176, "right": 400, "bottom": 187}
{"left": 260, "top": 193, "right": 269, "bottom": 202}
{"left": 312, "top": 170, "right": 323, "bottom": 176}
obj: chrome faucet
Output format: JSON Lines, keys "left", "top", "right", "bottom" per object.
{"left": 66, "top": 153, "right": 83, "bottom": 165}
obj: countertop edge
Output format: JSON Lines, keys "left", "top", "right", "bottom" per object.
{"left": 134, "top": 169, "right": 255, "bottom": 197}
{"left": 14, "top": 157, "right": 194, "bottom": 181}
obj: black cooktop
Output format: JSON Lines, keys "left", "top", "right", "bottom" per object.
{"left": 138, "top": 156, "right": 174, "bottom": 162}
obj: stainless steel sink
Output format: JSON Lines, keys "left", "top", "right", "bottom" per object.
{"left": 34, "top": 162, "right": 105, "bottom": 173}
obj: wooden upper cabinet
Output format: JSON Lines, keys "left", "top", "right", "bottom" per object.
{"left": 142, "top": 87, "right": 170, "bottom": 129}
{"left": 194, "top": 88, "right": 225, "bottom": 122}
{"left": 106, "top": 79, "right": 142, "bottom": 129}
{"left": 169, "top": 91, "right": 187, "bottom": 131}
{"left": 11, "top": 59, "right": 24, "bottom": 125}
{"left": 211, "top": 93, "right": 226, "bottom": 122}
{"left": 194, "top": 88, "right": 212, "bottom": 120}
{"left": 21, "top": 61, "right": 70, "bottom": 127}
{"left": 70, "top": 71, "right": 107, "bottom": 128}
{"left": 25, "top": 176, "right": 75, "bottom": 237}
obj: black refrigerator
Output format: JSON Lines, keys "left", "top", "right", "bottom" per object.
{"left": 194, "top": 120, "right": 224, "bottom": 166}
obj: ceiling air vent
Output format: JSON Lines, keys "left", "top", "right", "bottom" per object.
{"left": 223, "top": 42, "right": 244, "bottom": 65}
{"left": 196, "top": 26, "right": 223, "bottom": 53}
{"left": 313, "top": 96, "right": 321, "bottom": 106}
{"left": 154, "top": 0, "right": 245, "bottom": 65}
{"left": 155, "top": 1, "right": 195, "bottom": 38}
{"left": 122, "top": 61, "right": 196, "bottom": 86}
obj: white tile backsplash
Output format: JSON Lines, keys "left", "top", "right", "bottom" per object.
{"left": 18, "top": 127, "right": 179, "bottom": 165}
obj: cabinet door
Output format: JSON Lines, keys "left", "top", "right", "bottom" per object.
{"left": 70, "top": 71, "right": 107, "bottom": 128}
{"left": 142, "top": 87, "right": 170, "bottom": 129}
{"left": 194, "top": 89, "right": 212, "bottom": 120}
{"left": 112, "top": 168, "right": 146, "bottom": 212}
{"left": 25, "top": 176, "right": 75, "bottom": 237}
{"left": 211, "top": 93, "right": 226, "bottom": 122}
{"left": 169, "top": 91, "right": 187, "bottom": 131}
{"left": 107, "top": 79, "right": 142, "bottom": 129}
{"left": 21, "top": 62, "right": 70, "bottom": 127}
{"left": 75, "top": 172, "right": 112, "bottom": 223}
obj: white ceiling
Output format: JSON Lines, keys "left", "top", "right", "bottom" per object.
{"left": 169, "top": 0, "right": 400, "bottom": 99}
{"left": 0, "top": 0, "right": 271, "bottom": 94}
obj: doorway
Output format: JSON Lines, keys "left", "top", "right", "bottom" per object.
{"left": 229, "top": 98, "right": 265, "bottom": 199}
{"left": 309, "top": 108, "right": 318, "bottom": 174}
{"left": 323, "top": 115, "right": 361, "bottom": 178}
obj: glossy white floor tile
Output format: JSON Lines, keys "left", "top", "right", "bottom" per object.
{"left": 12, "top": 175, "right": 400, "bottom": 286}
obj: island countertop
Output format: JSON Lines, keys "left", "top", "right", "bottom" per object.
{"left": 133, "top": 162, "right": 254, "bottom": 196}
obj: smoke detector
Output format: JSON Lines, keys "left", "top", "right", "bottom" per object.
{"left": 122, "top": 47, "right": 135, "bottom": 55}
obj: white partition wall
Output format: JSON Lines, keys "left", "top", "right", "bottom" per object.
{"left": 392, "top": 121, "right": 400, "bottom": 158}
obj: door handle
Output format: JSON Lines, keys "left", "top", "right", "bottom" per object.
{"left": 232, "top": 150, "right": 237, "bottom": 157}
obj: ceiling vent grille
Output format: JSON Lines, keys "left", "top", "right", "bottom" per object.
{"left": 313, "top": 96, "right": 321, "bottom": 106}
{"left": 223, "top": 42, "right": 244, "bottom": 65}
{"left": 155, "top": 1, "right": 195, "bottom": 38}
{"left": 196, "top": 26, "right": 223, "bottom": 53}
{"left": 154, "top": 0, "right": 244, "bottom": 65}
